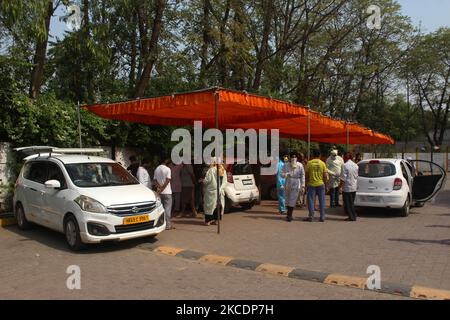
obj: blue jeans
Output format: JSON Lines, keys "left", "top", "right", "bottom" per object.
{"left": 277, "top": 187, "right": 286, "bottom": 213}
{"left": 308, "top": 185, "right": 326, "bottom": 220}
{"left": 330, "top": 187, "right": 340, "bottom": 206}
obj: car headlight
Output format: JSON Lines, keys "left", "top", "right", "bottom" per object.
{"left": 74, "top": 195, "right": 107, "bottom": 214}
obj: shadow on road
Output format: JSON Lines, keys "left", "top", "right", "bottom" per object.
{"left": 425, "top": 225, "right": 450, "bottom": 228}
{"left": 3, "top": 224, "right": 158, "bottom": 254}
{"left": 388, "top": 238, "right": 450, "bottom": 245}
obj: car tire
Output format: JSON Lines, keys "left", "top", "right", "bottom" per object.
{"left": 224, "top": 197, "right": 232, "bottom": 213}
{"left": 15, "top": 203, "right": 32, "bottom": 230}
{"left": 269, "top": 185, "right": 278, "bottom": 200}
{"left": 399, "top": 196, "right": 411, "bottom": 217}
{"left": 64, "top": 215, "right": 85, "bottom": 251}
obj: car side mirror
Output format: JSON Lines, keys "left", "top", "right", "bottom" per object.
{"left": 45, "top": 179, "right": 61, "bottom": 189}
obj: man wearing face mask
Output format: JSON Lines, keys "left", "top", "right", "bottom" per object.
{"left": 276, "top": 154, "right": 289, "bottom": 215}
{"left": 281, "top": 152, "right": 305, "bottom": 222}
{"left": 326, "top": 148, "right": 344, "bottom": 207}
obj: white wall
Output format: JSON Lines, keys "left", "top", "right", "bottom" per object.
{"left": 362, "top": 153, "right": 449, "bottom": 171}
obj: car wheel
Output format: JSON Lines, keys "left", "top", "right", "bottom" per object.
{"left": 64, "top": 215, "right": 85, "bottom": 251}
{"left": 224, "top": 197, "right": 232, "bottom": 213}
{"left": 399, "top": 196, "right": 411, "bottom": 217}
{"left": 15, "top": 204, "right": 32, "bottom": 230}
{"left": 269, "top": 186, "right": 278, "bottom": 200}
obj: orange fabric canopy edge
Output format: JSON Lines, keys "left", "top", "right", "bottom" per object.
{"left": 84, "top": 87, "right": 394, "bottom": 145}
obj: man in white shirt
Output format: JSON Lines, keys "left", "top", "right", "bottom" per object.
{"left": 340, "top": 152, "right": 359, "bottom": 221}
{"left": 136, "top": 157, "right": 152, "bottom": 189}
{"left": 326, "top": 149, "right": 344, "bottom": 207}
{"left": 154, "top": 158, "right": 174, "bottom": 230}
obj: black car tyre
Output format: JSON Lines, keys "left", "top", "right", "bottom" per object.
{"left": 399, "top": 195, "right": 411, "bottom": 217}
{"left": 15, "top": 203, "right": 32, "bottom": 230}
{"left": 64, "top": 215, "right": 85, "bottom": 251}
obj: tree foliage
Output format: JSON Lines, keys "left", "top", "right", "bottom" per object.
{"left": 0, "top": 0, "right": 448, "bottom": 150}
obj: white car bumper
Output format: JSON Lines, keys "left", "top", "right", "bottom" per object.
{"left": 226, "top": 189, "right": 259, "bottom": 205}
{"left": 355, "top": 192, "right": 407, "bottom": 209}
{"left": 77, "top": 205, "right": 165, "bottom": 244}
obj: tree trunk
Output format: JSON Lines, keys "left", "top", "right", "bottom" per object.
{"left": 199, "top": 0, "right": 211, "bottom": 87}
{"left": 29, "top": 1, "right": 53, "bottom": 99}
{"left": 134, "top": 0, "right": 166, "bottom": 98}
{"left": 252, "top": 0, "right": 273, "bottom": 91}
{"left": 129, "top": 12, "right": 138, "bottom": 96}
{"left": 218, "top": 0, "right": 231, "bottom": 86}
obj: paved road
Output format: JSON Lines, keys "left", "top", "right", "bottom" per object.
{"left": 0, "top": 179, "right": 448, "bottom": 299}
{"left": 0, "top": 225, "right": 406, "bottom": 299}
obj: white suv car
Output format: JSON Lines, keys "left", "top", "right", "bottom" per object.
{"left": 355, "top": 159, "right": 445, "bottom": 216}
{"left": 13, "top": 150, "right": 165, "bottom": 251}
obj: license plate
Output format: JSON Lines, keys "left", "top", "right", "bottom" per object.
{"left": 242, "top": 179, "right": 253, "bottom": 186}
{"left": 366, "top": 196, "right": 380, "bottom": 202}
{"left": 123, "top": 214, "right": 150, "bottom": 225}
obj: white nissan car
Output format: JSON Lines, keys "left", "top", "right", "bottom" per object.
{"left": 223, "top": 159, "right": 259, "bottom": 212}
{"left": 355, "top": 159, "right": 445, "bottom": 216}
{"left": 13, "top": 147, "right": 165, "bottom": 251}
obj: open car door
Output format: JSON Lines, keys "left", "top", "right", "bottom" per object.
{"left": 409, "top": 160, "right": 446, "bottom": 204}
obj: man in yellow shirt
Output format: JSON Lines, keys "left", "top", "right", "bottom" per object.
{"left": 304, "top": 149, "right": 328, "bottom": 222}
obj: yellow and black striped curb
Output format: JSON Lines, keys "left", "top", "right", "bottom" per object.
{"left": 137, "top": 243, "right": 450, "bottom": 300}
{"left": 0, "top": 214, "right": 16, "bottom": 227}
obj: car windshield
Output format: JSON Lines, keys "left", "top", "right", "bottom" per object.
{"left": 358, "top": 162, "right": 396, "bottom": 178}
{"left": 233, "top": 163, "right": 253, "bottom": 175}
{"left": 65, "top": 162, "right": 139, "bottom": 188}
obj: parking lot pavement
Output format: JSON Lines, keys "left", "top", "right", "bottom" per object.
{"left": 0, "top": 225, "right": 408, "bottom": 299}
{"left": 153, "top": 178, "right": 450, "bottom": 291}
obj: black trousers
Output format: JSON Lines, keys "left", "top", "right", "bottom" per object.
{"left": 343, "top": 192, "right": 357, "bottom": 221}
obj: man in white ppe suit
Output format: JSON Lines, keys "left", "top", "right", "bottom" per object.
{"left": 281, "top": 152, "right": 305, "bottom": 222}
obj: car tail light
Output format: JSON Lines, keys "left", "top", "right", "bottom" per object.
{"left": 393, "top": 178, "right": 402, "bottom": 190}
{"left": 227, "top": 171, "right": 233, "bottom": 183}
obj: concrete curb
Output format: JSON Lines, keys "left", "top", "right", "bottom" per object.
{"left": 0, "top": 213, "right": 16, "bottom": 227}
{"left": 138, "top": 243, "right": 450, "bottom": 300}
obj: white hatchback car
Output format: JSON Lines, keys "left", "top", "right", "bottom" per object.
{"left": 223, "top": 160, "right": 259, "bottom": 212}
{"left": 13, "top": 148, "right": 165, "bottom": 251}
{"left": 355, "top": 159, "right": 445, "bottom": 216}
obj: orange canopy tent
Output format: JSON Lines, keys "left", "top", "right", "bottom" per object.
{"left": 84, "top": 87, "right": 394, "bottom": 145}
{"left": 85, "top": 87, "right": 393, "bottom": 234}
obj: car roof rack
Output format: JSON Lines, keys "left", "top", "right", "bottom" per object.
{"left": 14, "top": 146, "right": 105, "bottom": 159}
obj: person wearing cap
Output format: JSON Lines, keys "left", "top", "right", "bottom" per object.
{"left": 276, "top": 155, "right": 288, "bottom": 215}
{"left": 326, "top": 149, "right": 344, "bottom": 208}
{"left": 340, "top": 152, "right": 359, "bottom": 221}
{"left": 281, "top": 152, "right": 305, "bottom": 222}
